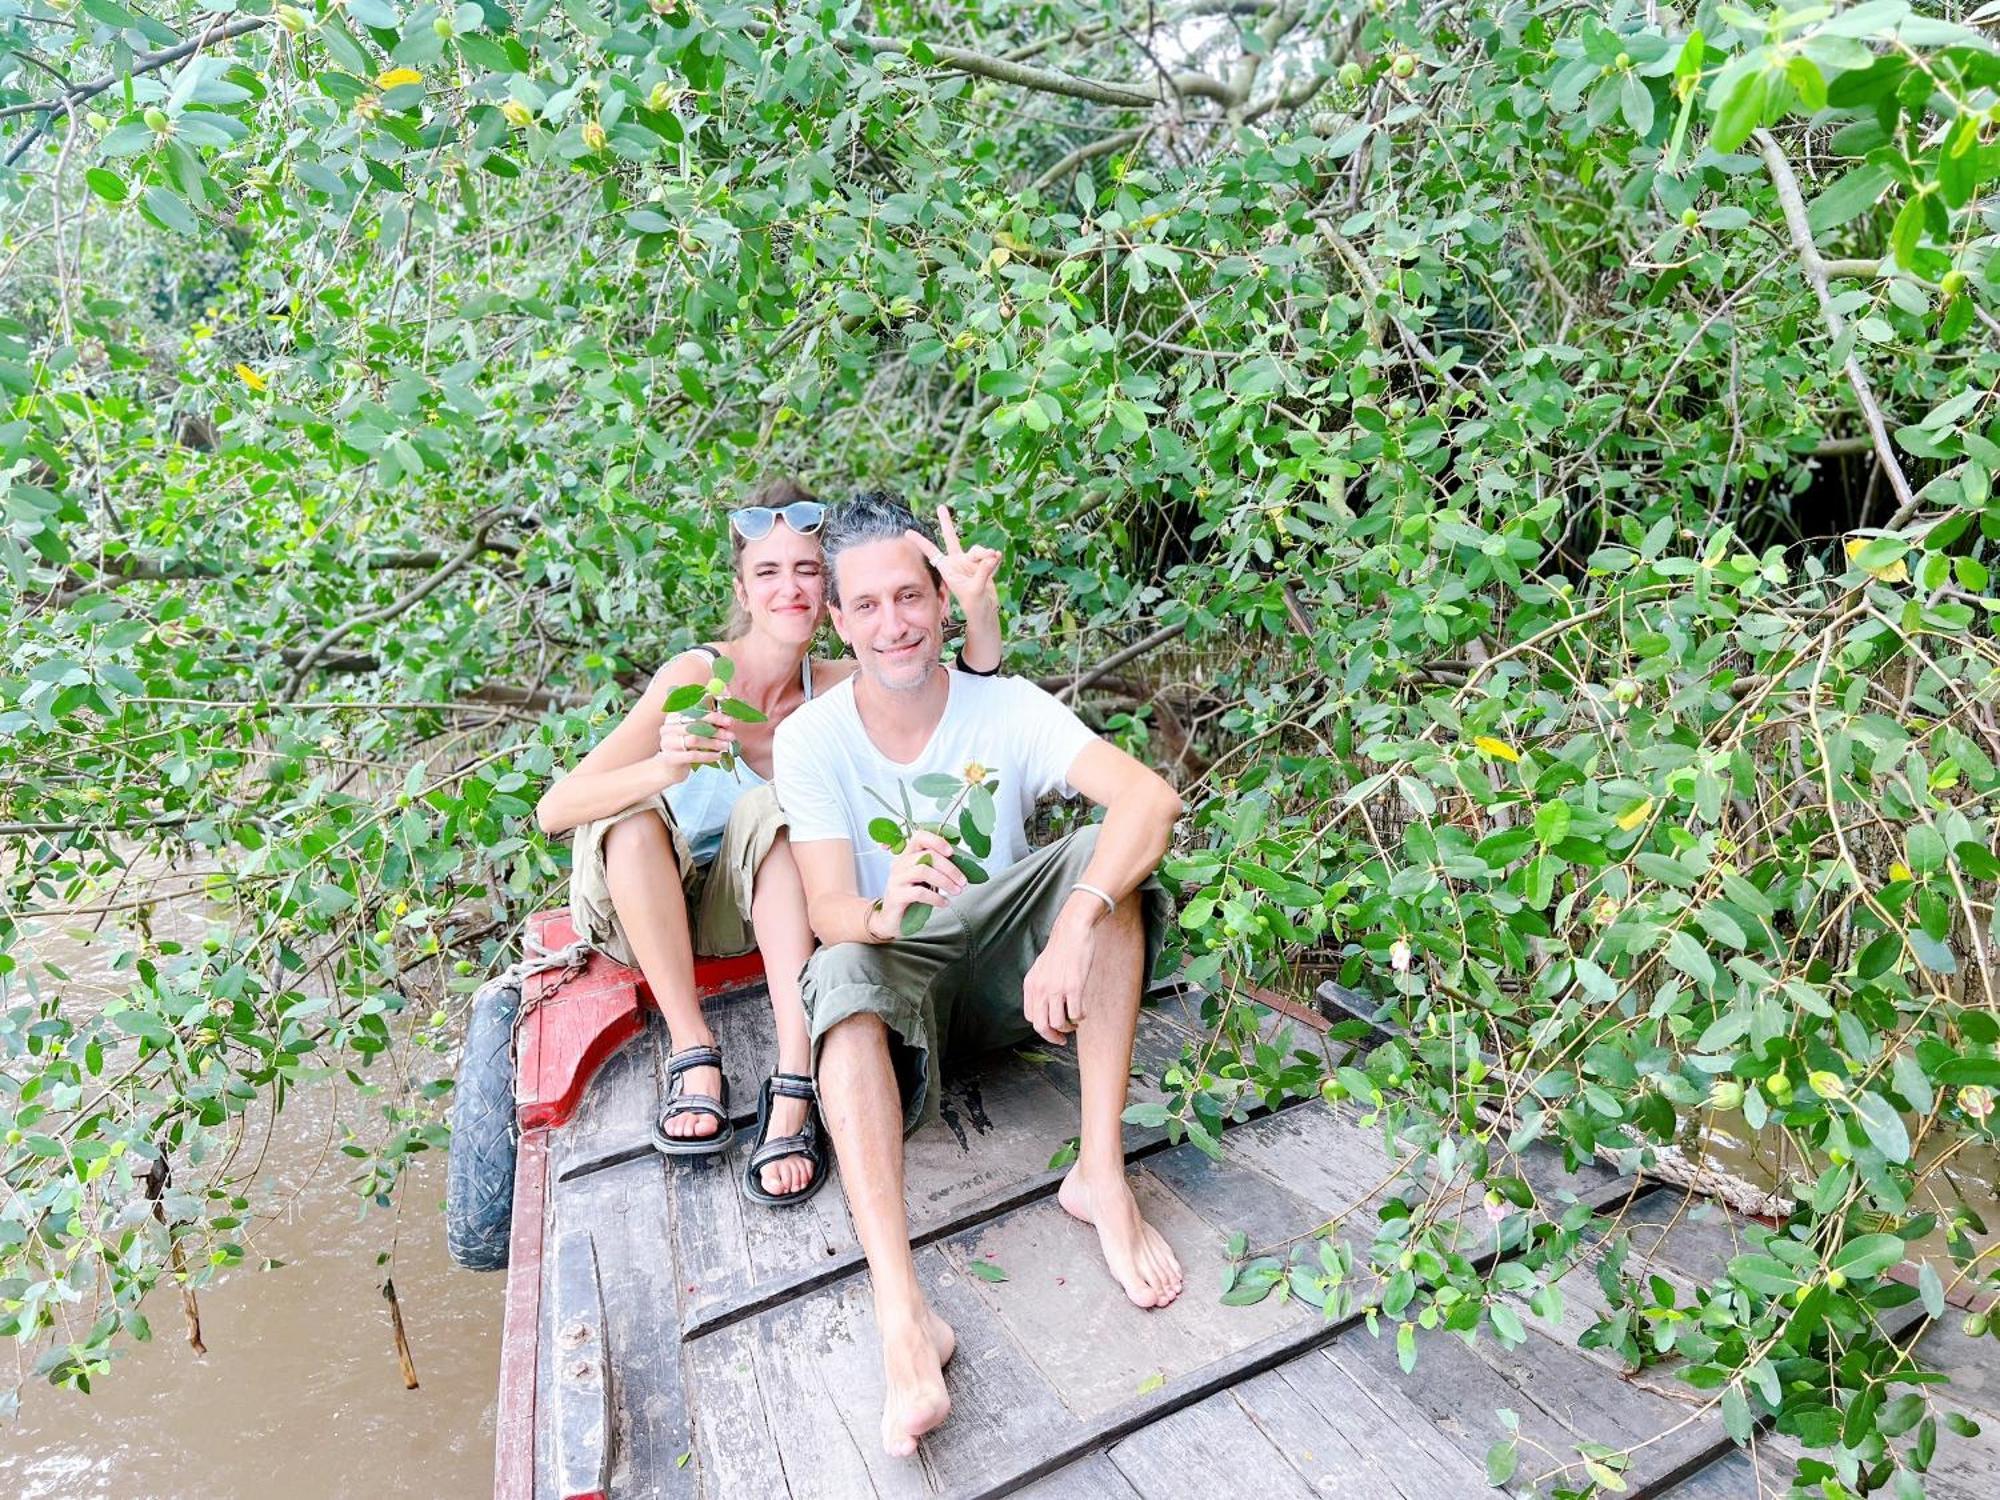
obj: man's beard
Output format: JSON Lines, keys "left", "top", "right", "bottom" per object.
{"left": 867, "top": 637, "right": 939, "bottom": 696}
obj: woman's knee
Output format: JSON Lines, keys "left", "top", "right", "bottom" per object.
{"left": 601, "top": 810, "right": 673, "bottom": 878}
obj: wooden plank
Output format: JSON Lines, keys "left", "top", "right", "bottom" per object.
{"left": 672, "top": 1017, "right": 1188, "bottom": 1340}
{"left": 1008, "top": 1453, "right": 1143, "bottom": 1499}
{"left": 1104, "top": 1388, "right": 1322, "bottom": 1500}
{"left": 682, "top": 1243, "right": 1072, "bottom": 1499}
{"left": 549, "top": 1232, "right": 611, "bottom": 1500}
{"left": 1658, "top": 1441, "right": 1800, "bottom": 1499}
{"left": 940, "top": 1166, "right": 1306, "bottom": 1420}
{"left": 1237, "top": 1356, "right": 1497, "bottom": 1498}
{"left": 548, "top": 1161, "right": 699, "bottom": 1498}
{"left": 495, "top": 1127, "right": 548, "bottom": 1500}
{"left": 1322, "top": 1307, "right": 1722, "bottom": 1496}
{"left": 664, "top": 1096, "right": 1644, "bottom": 1499}
{"left": 549, "top": 1020, "right": 659, "bottom": 1180}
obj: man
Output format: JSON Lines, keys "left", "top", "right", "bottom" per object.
{"left": 772, "top": 491, "right": 1187, "bottom": 1458}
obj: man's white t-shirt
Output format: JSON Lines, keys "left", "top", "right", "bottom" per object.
{"left": 773, "top": 672, "right": 1098, "bottom": 900}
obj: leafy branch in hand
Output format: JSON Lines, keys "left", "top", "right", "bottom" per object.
{"left": 866, "top": 764, "right": 1000, "bottom": 934}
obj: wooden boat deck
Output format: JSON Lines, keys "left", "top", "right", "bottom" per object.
{"left": 511, "top": 976, "right": 2000, "bottom": 1499}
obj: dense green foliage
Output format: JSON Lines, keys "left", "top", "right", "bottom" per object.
{"left": 3, "top": 0, "right": 1999, "bottom": 1490}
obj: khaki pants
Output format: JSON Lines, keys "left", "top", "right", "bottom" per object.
{"left": 799, "top": 826, "right": 1172, "bottom": 1133}
{"left": 568, "top": 782, "right": 788, "bottom": 965}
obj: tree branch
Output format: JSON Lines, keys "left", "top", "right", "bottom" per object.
{"left": 2, "top": 15, "right": 269, "bottom": 167}
{"left": 283, "top": 515, "right": 515, "bottom": 699}
{"left": 1755, "top": 129, "right": 1919, "bottom": 527}
{"left": 1055, "top": 621, "right": 1187, "bottom": 702}
{"left": 857, "top": 32, "right": 1233, "bottom": 108}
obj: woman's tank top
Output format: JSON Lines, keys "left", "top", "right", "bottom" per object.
{"left": 662, "top": 646, "right": 813, "bottom": 867}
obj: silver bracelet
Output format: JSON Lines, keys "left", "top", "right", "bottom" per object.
{"left": 1070, "top": 881, "right": 1117, "bottom": 915}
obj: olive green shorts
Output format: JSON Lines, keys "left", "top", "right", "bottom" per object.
{"left": 568, "top": 782, "right": 787, "bottom": 965}
{"left": 800, "top": 825, "right": 1173, "bottom": 1134}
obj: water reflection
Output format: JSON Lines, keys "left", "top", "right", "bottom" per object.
{"left": 4, "top": 906, "right": 505, "bottom": 1497}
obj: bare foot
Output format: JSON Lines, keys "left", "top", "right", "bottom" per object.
{"left": 758, "top": 1090, "right": 815, "bottom": 1196}
{"left": 1058, "top": 1168, "right": 1185, "bottom": 1309}
{"left": 880, "top": 1307, "right": 955, "bottom": 1458}
{"left": 662, "top": 1063, "right": 723, "bottom": 1140}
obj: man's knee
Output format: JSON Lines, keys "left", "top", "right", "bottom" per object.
{"left": 820, "top": 1009, "right": 890, "bottom": 1055}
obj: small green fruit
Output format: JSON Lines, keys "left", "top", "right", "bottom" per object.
{"left": 1321, "top": 1077, "right": 1349, "bottom": 1104}
{"left": 433, "top": 15, "right": 453, "bottom": 36}
{"left": 144, "top": 106, "right": 171, "bottom": 134}
{"left": 1338, "top": 61, "right": 1364, "bottom": 89}
{"left": 1791, "top": 1284, "right": 1811, "bottom": 1305}
{"left": 1615, "top": 52, "right": 1631, "bottom": 69}
{"left": 705, "top": 676, "right": 729, "bottom": 697}
{"left": 1825, "top": 1269, "right": 1847, "bottom": 1290}
{"left": 276, "top": 4, "right": 311, "bottom": 34}
{"left": 1681, "top": 207, "right": 1699, "bottom": 227}
{"left": 1391, "top": 53, "right": 1417, "bottom": 79}
{"left": 85, "top": 110, "right": 109, "bottom": 130}
{"left": 1941, "top": 269, "right": 1966, "bottom": 298}
{"left": 1767, "top": 1070, "right": 1793, "bottom": 1098}
{"left": 1387, "top": 399, "right": 1409, "bottom": 420}
{"left": 1397, "top": 1250, "right": 1415, "bottom": 1270}
{"left": 1709, "top": 1080, "right": 1744, "bottom": 1112}
{"left": 1964, "top": 1311, "right": 1990, "bottom": 1337}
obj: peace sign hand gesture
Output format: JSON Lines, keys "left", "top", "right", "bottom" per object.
{"left": 906, "top": 504, "right": 1004, "bottom": 621}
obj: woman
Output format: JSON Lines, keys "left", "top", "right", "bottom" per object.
{"left": 535, "top": 478, "right": 1002, "bottom": 1204}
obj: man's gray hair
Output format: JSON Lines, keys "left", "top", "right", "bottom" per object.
{"left": 822, "top": 489, "right": 940, "bottom": 608}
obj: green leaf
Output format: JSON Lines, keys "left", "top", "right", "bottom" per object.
{"left": 1485, "top": 1439, "right": 1519, "bottom": 1487}
{"left": 1831, "top": 1232, "right": 1906, "bottom": 1279}
{"left": 1852, "top": 1090, "right": 1911, "bottom": 1163}
{"left": 968, "top": 1258, "right": 1008, "bottom": 1283}
{"left": 717, "top": 696, "right": 766, "bottom": 723}
{"left": 140, "top": 185, "right": 199, "bottom": 236}
{"left": 867, "top": 817, "right": 904, "bottom": 849}
{"left": 900, "top": 903, "right": 933, "bottom": 937}
{"left": 1890, "top": 192, "right": 1926, "bottom": 268}
{"left": 1488, "top": 1301, "right": 1527, "bottom": 1345}
{"left": 1396, "top": 1319, "right": 1417, "bottom": 1373}
{"left": 1665, "top": 930, "right": 1717, "bottom": 987}
{"left": 1535, "top": 801, "right": 1571, "bottom": 848}
{"left": 1711, "top": 66, "right": 1768, "bottom": 153}
{"left": 1808, "top": 164, "right": 1893, "bottom": 232}
{"left": 1938, "top": 1056, "right": 2000, "bottom": 1087}
{"left": 1907, "top": 929, "right": 1957, "bottom": 974}
{"left": 662, "top": 684, "right": 704, "bottom": 712}
{"left": 1918, "top": 1259, "right": 1945, "bottom": 1320}
{"left": 84, "top": 168, "right": 128, "bottom": 204}
{"left": 967, "top": 782, "right": 996, "bottom": 838}
{"left": 1722, "top": 1384, "right": 1752, "bottom": 1444}
{"left": 1620, "top": 72, "right": 1654, "bottom": 136}
{"left": 912, "top": 772, "right": 961, "bottom": 799}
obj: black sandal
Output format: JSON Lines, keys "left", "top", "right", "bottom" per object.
{"left": 741, "top": 1072, "right": 828, "bottom": 1207}
{"left": 652, "top": 1044, "right": 735, "bottom": 1157}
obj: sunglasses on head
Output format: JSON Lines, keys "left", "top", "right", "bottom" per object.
{"left": 729, "top": 500, "right": 825, "bottom": 541}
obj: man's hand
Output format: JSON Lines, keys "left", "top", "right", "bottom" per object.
{"left": 1021, "top": 921, "right": 1097, "bottom": 1046}
{"left": 907, "top": 504, "right": 1002, "bottom": 623}
{"left": 875, "top": 830, "right": 966, "bottom": 937}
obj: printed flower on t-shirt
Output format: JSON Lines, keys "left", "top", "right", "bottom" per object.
{"left": 863, "top": 764, "right": 1002, "bottom": 935}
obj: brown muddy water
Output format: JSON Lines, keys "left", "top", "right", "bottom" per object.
{"left": 3, "top": 910, "right": 505, "bottom": 1498}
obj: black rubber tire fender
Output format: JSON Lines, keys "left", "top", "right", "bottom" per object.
{"left": 445, "top": 976, "right": 522, "bottom": 1272}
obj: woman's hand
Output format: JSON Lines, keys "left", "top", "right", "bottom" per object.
{"left": 909, "top": 504, "right": 1002, "bottom": 624}
{"left": 655, "top": 710, "right": 736, "bottom": 785}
